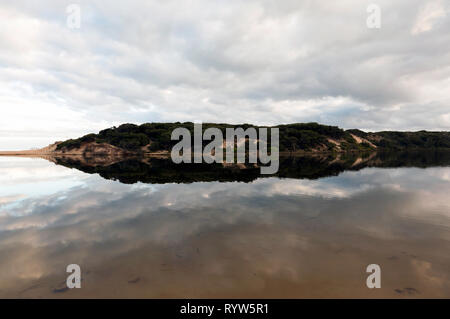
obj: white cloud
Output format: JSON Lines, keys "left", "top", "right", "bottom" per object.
{"left": 1, "top": 0, "right": 450, "bottom": 149}
{"left": 411, "top": 0, "right": 447, "bottom": 34}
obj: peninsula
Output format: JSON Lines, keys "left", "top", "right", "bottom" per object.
{"left": 1, "top": 122, "right": 450, "bottom": 157}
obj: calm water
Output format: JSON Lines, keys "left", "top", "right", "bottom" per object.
{"left": 0, "top": 156, "right": 449, "bottom": 298}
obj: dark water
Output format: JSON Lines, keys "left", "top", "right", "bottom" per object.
{"left": 0, "top": 154, "right": 449, "bottom": 298}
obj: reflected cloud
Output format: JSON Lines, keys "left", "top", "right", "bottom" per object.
{"left": 0, "top": 158, "right": 449, "bottom": 298}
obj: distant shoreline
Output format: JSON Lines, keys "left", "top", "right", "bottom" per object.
{"left": 0, "top": 151, "right": 54, "bottom": 156}
{"left": 1, "top": 122, "right": 450, "bottom": 157}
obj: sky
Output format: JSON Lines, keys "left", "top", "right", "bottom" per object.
{"left": 0, "top": 0, "right": 449, "bottom": 150}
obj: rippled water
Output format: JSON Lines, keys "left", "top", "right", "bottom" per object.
{"left": 0, "top": 156, "right": 449, "bottom": 298}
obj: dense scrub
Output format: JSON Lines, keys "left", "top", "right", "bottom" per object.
{"left": 371, "top": 131, "right": 450, "bottom": 149}
{"left": 56, "top": 122, "right": 450, "bottom": 153}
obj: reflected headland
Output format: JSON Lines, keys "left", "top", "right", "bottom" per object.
{"left": 49, "top": 150, "right": 450, "bottom": 184}
{"left": 1, "top": 150, "right": 450, "bottom": 298}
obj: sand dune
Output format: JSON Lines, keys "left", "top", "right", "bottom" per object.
{"left": 0, "top": 143, "right": 59, "bottom": 156}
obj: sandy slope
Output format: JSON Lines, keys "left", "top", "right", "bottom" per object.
{"left": 0, "top": 143, "right": 60, "bottom": 155}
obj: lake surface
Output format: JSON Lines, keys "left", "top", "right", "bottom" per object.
{"left": 0, "top": 155, "right": 449, "bottom": 298}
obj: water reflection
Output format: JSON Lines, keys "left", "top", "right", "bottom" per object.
{"left": 0, "top": 155, "right": 449, "bottom": 298}
{"left": 54, "top": 149, "right": 450, "bottom": 184}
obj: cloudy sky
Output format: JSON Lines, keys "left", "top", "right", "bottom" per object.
{"left": 1, "top": 0, "right": 449, "bottom": 149}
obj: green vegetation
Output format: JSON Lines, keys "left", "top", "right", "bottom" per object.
{"left": 370, "top": 131, "right": 450, "bottom": 149}
{"left": 348, "top": 129, "right": 450, "bottom": 149}
{"left": 56, "top": 122, "right": 450, "bottom": 153}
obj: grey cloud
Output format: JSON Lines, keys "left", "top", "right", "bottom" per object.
{"left": 1, "top": 0, "right": 449, "bottom": 150}
{"left": 1, "top": 166, "right": 450, "bottom": 297}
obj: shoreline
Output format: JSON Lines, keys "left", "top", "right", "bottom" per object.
{"left": 0, "top": 150, "right": 365, "bottom": 157}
